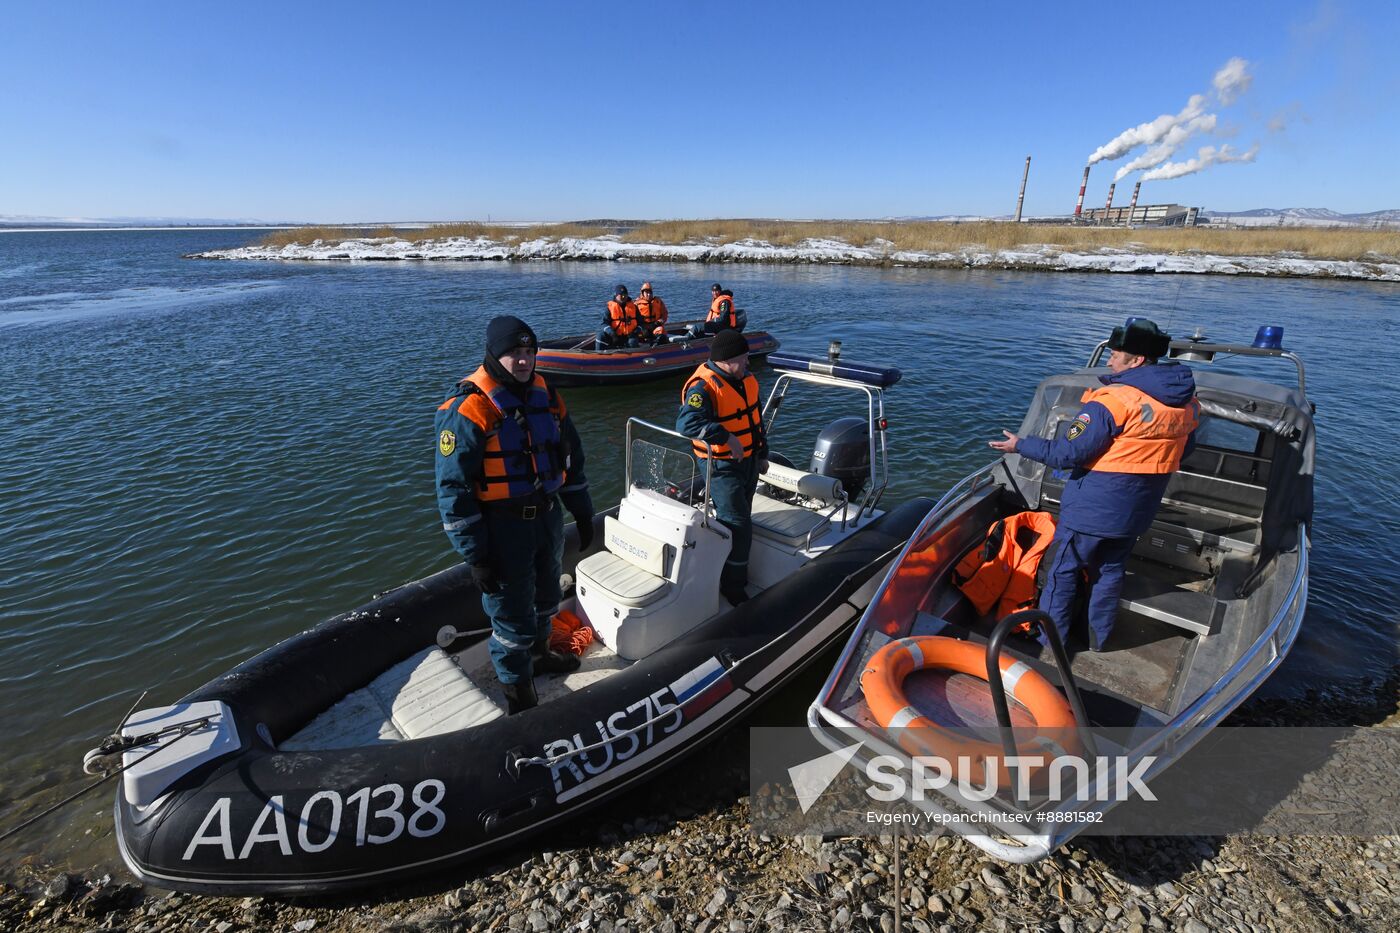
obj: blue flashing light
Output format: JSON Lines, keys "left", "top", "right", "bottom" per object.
{"left": 768, "top": 353, "right": 902, "bottom": 388}
{"left": 1251, "top": 325, "right": 1285, "bottom": 350}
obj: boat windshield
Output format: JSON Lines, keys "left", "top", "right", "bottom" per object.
{"left": 628, "top": 437, "right": 701, "bottom": 505}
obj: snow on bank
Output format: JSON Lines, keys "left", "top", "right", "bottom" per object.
{"left": 190, "top": 234, "right": 1400, "bottom": 282}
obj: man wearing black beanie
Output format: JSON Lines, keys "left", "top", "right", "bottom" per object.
{"left": 435, "top": 315, "right": 596, "bottom": 713}
{"left": 676, "top": 330, "right": 768, "bottom": 606}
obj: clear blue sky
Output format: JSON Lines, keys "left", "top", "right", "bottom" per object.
{"left": 3, "top": 0, "right": 1396, "bottom": 222}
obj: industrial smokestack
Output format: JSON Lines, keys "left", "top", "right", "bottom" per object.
{"left": 1102, "top": 182, "right": 1116, "bottom": 225}
{"left": 1073, "top": 165, "right": 1091, "bottom": 219}
{"left": 1127, "top": 181, "right": 1142, "bottom": 226}
{"left": 1014, "top": 156, "right": 1031, "bottom": 223}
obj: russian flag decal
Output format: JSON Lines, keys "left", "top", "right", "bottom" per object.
{"left": 668, "top": 656, "right": 732, "bottom": 718}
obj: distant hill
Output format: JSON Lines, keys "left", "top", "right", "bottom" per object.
{"left": 1201, "top": 207, "right": 1400, "bottom": 228}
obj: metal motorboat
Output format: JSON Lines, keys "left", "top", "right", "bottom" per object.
{"left": 808, "top": 327, "right": 1314, "bottom": 862}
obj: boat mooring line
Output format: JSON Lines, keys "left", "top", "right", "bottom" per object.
{"left": 0, "top": 719, "right": 209, "bottom": 844}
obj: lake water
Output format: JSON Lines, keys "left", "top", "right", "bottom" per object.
{"left": 1, "top": 230, "right": 1396, "bottom": 871}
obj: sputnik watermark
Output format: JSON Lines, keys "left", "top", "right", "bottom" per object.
{"left": 785, "top": 741, "right": 1157, "bottom": 815}
{"left": 864, "top": 754, "right": 1157, "bottom": 804}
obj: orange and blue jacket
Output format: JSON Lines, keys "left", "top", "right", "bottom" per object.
{"left": 706, "top": 292, "right": 737, "bottom": 329}
{"left": 1015, "top": 362, "right": 1198, "bottom": 538}
{"left": 676, "top": 362, "right": 766, "bottom": 462}
{"left": 434, "top": 366, "right": 589, "bottom": 563}
{"left": 635, "top": 295, "right": 668, "bottom": 334}
{"left": 604, "top": 299, "right": 638, "bottom": 336}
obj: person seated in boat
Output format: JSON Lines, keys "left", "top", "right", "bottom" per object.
{"left": 435, "top": 315, "right": 597, "bottom": 714}
{"left": 634, "top": 281, "right": 669, "bottom": 343}
{"left": 595, "top": 284, "right": 640, "bottom": 350}
{"left": 686, "top": 284, "right": 741, "bottom": 338}
{"left": 676, "top": 329, "right": 769, "bottom": 607}
{"left": 989, "top": 318, "right": 1199, "bottom": 652}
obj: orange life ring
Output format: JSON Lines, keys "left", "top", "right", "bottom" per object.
{"left": 860, "top": 636, "right": 1081, "bottom": 787}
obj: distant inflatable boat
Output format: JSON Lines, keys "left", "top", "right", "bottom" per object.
{"left": 536, "top": 328, "right": 779, "bottom": 387}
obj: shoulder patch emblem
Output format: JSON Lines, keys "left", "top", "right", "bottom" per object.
{"left": 686, "top": 391, "right": 705, "bottom": 409}
{"left": 1067, "top": 420, "right": 1085, "bottom": 441}
{"left": 438, "top": 429, "right": 457, "bottom": 456}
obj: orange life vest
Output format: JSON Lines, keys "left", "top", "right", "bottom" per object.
{"left": 707, "top": 293, "right": 737, "bottom": 328}
{"left": 1080, "top": 383, "right": 1201, "bottom": 474}
{"left": 953, "top": 510, "right": 1058, "bottom": 620}
{"left": 438, "top": 366, "right": 568, "bottom": 501}
{"left": 683, "top": 364, "right": 762, "bottom": 460}
{"left": 607, "top": 299, "right": 638, "bottom": 337}
{"left": 635, "top": 296, "right": 668, "bottom": 334}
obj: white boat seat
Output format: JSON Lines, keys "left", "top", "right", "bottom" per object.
{"left": 750, "top": 495, "right": 830, "bottom": 547}
{"left": 575, "top": 550, "right": 672, "bottom": 607}
{"left": 281, "top": 647, "right": 502, "bottom": 749}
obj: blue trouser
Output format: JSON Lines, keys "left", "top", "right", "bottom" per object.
{"left": 1037, "top": 527, "right": 1134, "bottom": 651}
{"left": 481, "top": 496, "right": 564, "bottom": 684}
{"left": 707, "top": 456, "right": 760, "bottom": 590}
{"left": 595, "top": 326, "right": 639, "bottom": 350}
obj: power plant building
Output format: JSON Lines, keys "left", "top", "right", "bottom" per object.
{"left": 1079, "top": 203, "right": 1201, "bottom": 227}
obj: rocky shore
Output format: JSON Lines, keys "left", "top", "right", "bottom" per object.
{"left": 5, "top": 670, "right": 1397, "bottom": 932}
{"left": 188, "top": 235, "right": 1400, "bottom": 283}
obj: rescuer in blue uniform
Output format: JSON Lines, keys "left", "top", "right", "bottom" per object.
{"left": 676, "top": 329, "right": 768, "bottom": 606}
{"left": 990, "top": 319, "right": 1199, "bottom": 651}
{"left": 435, "top": 316, "right": 596, "bottom": 713}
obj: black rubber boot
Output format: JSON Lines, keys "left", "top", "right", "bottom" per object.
{"left": 503, "top": 679, "right": 538, "bottom": 715}
{"left": 533, "top": 647, "right": 581, "bottom": 675}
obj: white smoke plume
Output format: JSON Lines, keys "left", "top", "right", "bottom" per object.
{"left": 1213, "top": 57, "right": 1252, "bottom": 105}
{"left": 1088, "top": 58, "right": 1254, "bottom": 175}
{"left": 1140, "top": 143, "right": 1259, "bottom": 181}
{"left": 1088, "top": 94, "right": 1207, "bottom": 165}
{"left": 1113, "top": 114, "right": 1218, "bottom": 181}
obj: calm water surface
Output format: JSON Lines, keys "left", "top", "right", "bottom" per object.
{"left": 1, "top": 230, "right": 1396, "bottom": 870}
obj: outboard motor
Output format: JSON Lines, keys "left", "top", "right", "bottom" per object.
{"left": 810, "top": 416, "right": 870, "bottom": 501}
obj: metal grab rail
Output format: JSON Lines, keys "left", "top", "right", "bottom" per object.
{"left": 1087, "top": 339, "right": 1307, "bottom": 395}
{"left": 984, "top": 609, "right": 1098, "bottom": 761}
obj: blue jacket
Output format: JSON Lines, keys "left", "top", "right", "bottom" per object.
{"left": 1017, "top": 362, "right": 1197, "bottom": 539}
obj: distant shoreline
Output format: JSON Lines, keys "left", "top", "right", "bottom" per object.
{"left": 190, "top": 231, "right": 1400, "bottom": 283}
{"left": 0, "top": 226, "right": 294, "bottom": 234}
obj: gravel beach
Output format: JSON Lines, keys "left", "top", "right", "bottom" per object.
{"left": 5, "top": 670, "right": 1397, "bottom": 932}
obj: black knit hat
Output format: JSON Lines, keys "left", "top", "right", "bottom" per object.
{"left": 1108, "top": 318, "right": 1171, "bottom": 359}
{"left": 485, "top": 315, "right": 538, "bottom": 359}
{"left": 709, "top": 329, "right": 748, "bottom": 362}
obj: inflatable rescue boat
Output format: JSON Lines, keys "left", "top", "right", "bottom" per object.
{"left": 535, "top": 326, "right": 779, "bottom": 386}
{"left": 93, "top": 352, "right": 925, "bottom": 894}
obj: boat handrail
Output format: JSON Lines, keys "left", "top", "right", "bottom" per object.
{"left": 1087, "top": 339, "right": 1307, "bottom": 395}
{"left": 624, "top": 417, "right": 719, "bottom": 528}
{"left": 984, "top": 609, "right": 1098, "bottom": 760}
{"left": 761, "top": 370, "right": 891, "bottom": 520}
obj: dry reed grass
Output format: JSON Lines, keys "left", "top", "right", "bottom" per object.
{"left": 621, "top": 220, "right": 1400, "bottom": 261}
{"left": 259, "top": 219, "right": 1400, "bottom": 262}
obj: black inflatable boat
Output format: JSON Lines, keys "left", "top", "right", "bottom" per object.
{"left": 96, "top": 354, "right": 928, "bottom": 894}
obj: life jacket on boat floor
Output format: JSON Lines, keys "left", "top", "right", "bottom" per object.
{"left": 859, "top": 635, "right": 1081, "bottom": 787}
{"left": 952, "top": 511, "right": 1057, "bottom": 622}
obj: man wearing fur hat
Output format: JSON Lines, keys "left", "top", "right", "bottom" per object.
{"left": 990, "top": 319, "right": 1199, "bottom": 651}
{"left": 435, "top": 315, "right": 596, "bottom": 713}
{"left": 677, "top": 329, "right": 768, "bottom": 606}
